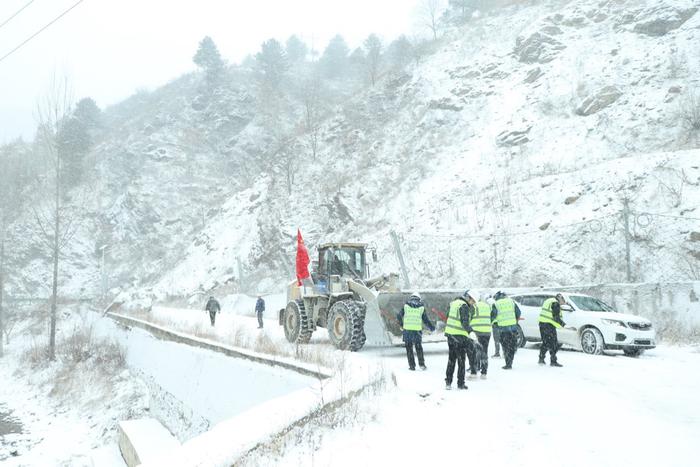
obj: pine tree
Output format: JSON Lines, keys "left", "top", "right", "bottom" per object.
{"left": 285, "top": 35, "right": 308, "bottom": 64}
{"left": 73, "top": 98, "right": 102, "bottom": 131}
{"left": 255, "top": 39, "right": 289, "bottom": 93}
{"left": 193, "top": 36, "right": 225, "bottom": 87}
{"left": 387, "top": 36, "right": 414, "bottom": 70}
{"left": 320, "top": 35, "right": 350, "bottom": 79}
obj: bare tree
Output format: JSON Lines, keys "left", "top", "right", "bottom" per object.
{"left": 417, "top": 0, "right": 444, "bottom": 41}
{"left": 363, "top": 34, "right": 383, "bottom": 86}
{"left": 33, "top": 77, "right": 87, "bottom": 361}
{"left": 0, "top": 143, "right": 26, "bottom": 358}
{"left": 301, "top": 73, "right": 325, "bottom": 160}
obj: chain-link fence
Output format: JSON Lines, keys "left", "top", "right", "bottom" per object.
{"left": 385, "top": 209, "right": 700, "bottom": 289}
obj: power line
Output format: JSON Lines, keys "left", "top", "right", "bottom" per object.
{"left": 0, "top": 0, "right": 36, "bottom": 31}
{"left": 0, "top": 0, "right": 85, "bottom": 65}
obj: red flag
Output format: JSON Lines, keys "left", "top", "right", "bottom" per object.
{"left": 296, "top": 229, "right": 311, "bottom": 286}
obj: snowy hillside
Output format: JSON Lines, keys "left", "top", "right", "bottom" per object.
{"left": 145, "top": 0, "right": 700, "bottom": 298}
{"left": 6, "top": 0, "right": 699, "bottom": 302}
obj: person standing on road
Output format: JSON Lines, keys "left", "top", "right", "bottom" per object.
{"left": 491, "top": 291, "right": 521, "bottom": 370}
{"left": 255, "top": 295, "right": 266, "bottom": 329}
{"left": 444, "top": 291, "right": 475, "bottom": 390}
{"left": 538, "top": 293, "right": 566, "bottom": 367}
{"left": 205, "top": 296, "right": 221, "bottom": 327}
{"left": 469, "top": 293, "right": 493, "bottom": 379}
{"left": 397, "top": 292, "right": 435, "bottom": 371}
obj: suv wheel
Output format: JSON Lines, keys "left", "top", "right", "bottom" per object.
{"left": 580, "top": 327, "right": 604, "bottom": 355}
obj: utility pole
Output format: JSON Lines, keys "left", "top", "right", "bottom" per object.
{"left": 390, "top": 230, "right": 412, "bottom": 289}
{"left": 0, "top": 234, "right": 4, "bottom": 358}
{"left": 622, "top": 198, "right": 632, "bottom": 283}
{"left": 99, "top": 244, "right": 110, "bottom": 300}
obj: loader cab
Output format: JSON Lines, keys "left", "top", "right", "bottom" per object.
{"left": 317, "top": 243, "right": 368, "bottom": 281}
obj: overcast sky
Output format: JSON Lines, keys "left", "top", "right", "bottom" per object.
{"left": 0, "top": 0, "right": 425, "bottom": 143}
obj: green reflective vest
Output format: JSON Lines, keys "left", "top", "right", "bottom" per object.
{"left": 539, "top": 297, "right": 562, "bottom": 328}
{"left": 445, "top": 299, "right": 469, "bottom": 336}
{"left": 470, "top": 301, "right": 492, "bottom": 334}
{"left": 494, "top": 298, "right": 517, "bottom": 327}
{"left": 403, "top": 304, "right": 425, "bottom": 331}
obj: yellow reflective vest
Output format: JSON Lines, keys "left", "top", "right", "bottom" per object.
{"left": 539, "top": 297, "right": 562, "bottom": 328}
{"left": 445, "top": 299, "right": 469, "bottom": 336}
{"left": 494, "top": 298, "right": 517, "bottom": 327}
{"left": 470, "top": 301, "right": 492, "bottom": 334}
{"left": 403, "top": 304, "right": 425, "bottom": 331}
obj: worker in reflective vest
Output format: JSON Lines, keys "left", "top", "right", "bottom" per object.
{"left": 491, "top": 291, "right": 521, "bottom": 370}
{"left": 397, "top": 292, "right": 435, "bottom": 371}
{"left": 538, "top": 294, "right": 566, "bottom": 367}
{"left": 444, "top": 291, "right": 476, "bottom": 390}
{"left": 469, "top": 294, "right": 493, "bottom": 379}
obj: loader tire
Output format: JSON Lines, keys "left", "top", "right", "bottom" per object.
{"left": 327, "top": 300, "right": 366, "bottom": 351}
{"left": 284, "top": 300, "right": 313, "bottom": 345}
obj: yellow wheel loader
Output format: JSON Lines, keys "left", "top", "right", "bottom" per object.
{"left": 278, "top": 243, "right": 457, "bottom": 351}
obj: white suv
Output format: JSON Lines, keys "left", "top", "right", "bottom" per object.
{"left": 511, "top": 291, "right": 656, "bottom": 356}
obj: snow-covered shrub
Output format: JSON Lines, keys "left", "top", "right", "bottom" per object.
{"left": 679, "top": 88, "right": 700, "bottom": 139}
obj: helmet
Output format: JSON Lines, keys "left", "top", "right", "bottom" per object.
{"left": 410, "top": 291, "right": 422, "bottom": 300}
{"left": 466, "top": 290, "right": 479, "bottom": 302}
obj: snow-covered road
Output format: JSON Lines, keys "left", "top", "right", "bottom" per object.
{"left": 271, "top": 342, "right": 700, "bottom": 467}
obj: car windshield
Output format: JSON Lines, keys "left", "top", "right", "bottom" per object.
{"left": 568, "top": 295, "right": 615, "bottom": 312}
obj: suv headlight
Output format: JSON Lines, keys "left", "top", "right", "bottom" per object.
{"left": 601, "top": 319, "right": 627, "bottom": 328}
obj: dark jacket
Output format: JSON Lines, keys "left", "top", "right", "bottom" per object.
{"left": 255, "top": 297, "right": 265, "bottom": 313}
{"left": 490, "top": 298, "right": 521, "bottom": 332}
{"left": 458, "top": 300, "right": 474, "bottom": 334}
{"left": 397, "top": 296, "right": 435, "bottom": 343}
{"left": 205, "top": 298, "right": 221, "bottom": 313}
{"left": 551, "top": 301, "right": 565, "bottom": 327}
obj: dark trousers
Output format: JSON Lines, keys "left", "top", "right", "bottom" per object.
{"left": 257, "top": 311, "right": 264, "bottom": 328}
{"left": 500, "top": 329, "right": 517, "bottom": 368}
{"left": 476, "top": 334, "right": 491, "bottom": 374}
{"left": 539, "top": 323, "right": 559, "bottom": 363}
{"left": 405, "top": 342, "right": 425, "bottom": 369}
{"left": 492, "top": 326, "right": 501, "bottom": 355}
{"left": 209, "top": 311, "right": 216, "bottom": 326}
{"left": 446, "top": 335, "right": 469, "bottom": 386}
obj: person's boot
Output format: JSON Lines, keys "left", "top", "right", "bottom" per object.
{"left": 538, "top": 358, "right": 546, "bottom": 365}
{"left": 551, "top": 361, "right": 563, "bottom": 367}
{"left": 445, "top": 379, "right": 452, "bottom": 390}
{"left": 502, "top": 365, "right": 512, "bottom": 370}
{"left": 468, "top": 372, "right": 477, "bottom": 380}
{"left": 419, "top": 364, "right": 427, "bottom": 371}
{"left": 408, "top": 366, "right": 416, "bottom": 371}
{"left": 480, "top": 373, "right": 487, "bottom": 379}
{"left": 457, "top": 384, "right": 468, "bottom": 390}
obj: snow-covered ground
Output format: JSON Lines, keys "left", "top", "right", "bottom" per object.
{"left": 0, "top": 303, "right": 318, "bottom": 466}
{"left": 120, "top": 306, "right": 700, "bottom": 466}
{"left": 249, "top": 342, "right": 700, "bottom": 467}
{"left": 116, "top": 325, "right": 316, "bottom": 432}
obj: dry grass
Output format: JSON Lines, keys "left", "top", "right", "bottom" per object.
{"left": 22, "top": 323, "right": 126, "bottom": 370}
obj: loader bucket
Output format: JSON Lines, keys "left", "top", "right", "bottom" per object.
{"left": 376, "top": 290, "right": 461, "bottom": 337}
{"left": 348, "top": 281, "right": 461, "bottom": 347}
